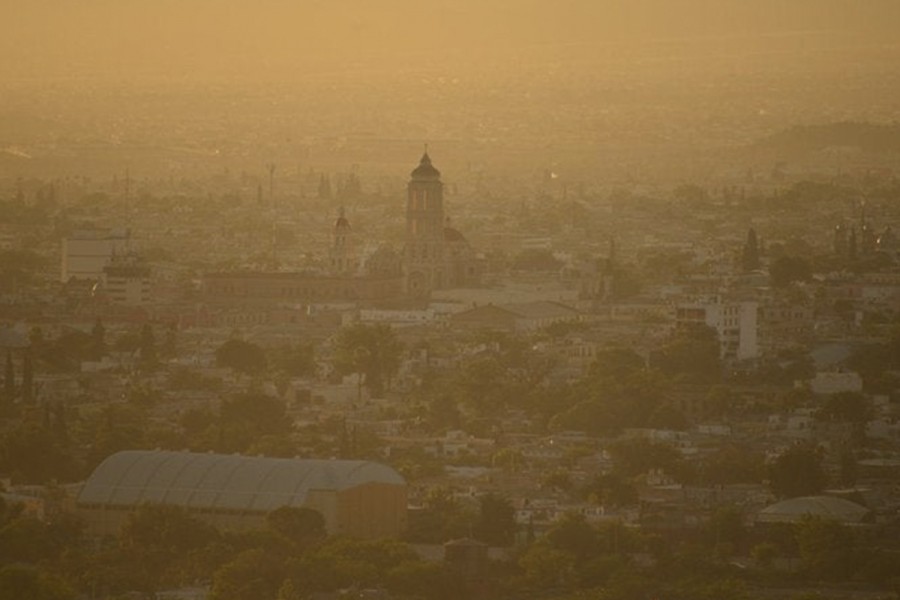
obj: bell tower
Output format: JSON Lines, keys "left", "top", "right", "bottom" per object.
{"left": 405, "top": 151, "right": 445, "bottom": 296}
{"left": 329, "top": 206, "right": 356, "bottom": 275}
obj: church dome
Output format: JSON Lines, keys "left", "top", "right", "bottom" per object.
{"left": 443, "top": 226, "right": 466, "bottom": 243}
{"left": 411, "top": 152, "right": 441, "bottom": 181}
{"left": 334, "top": 207, "right": 351, "bottom": 231}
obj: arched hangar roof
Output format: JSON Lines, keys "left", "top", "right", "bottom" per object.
{"left": 756, "top": 495, "right": 870, "bottom": 524}
{"left": 77, "top": 450, "right": 405, "bottom": 513}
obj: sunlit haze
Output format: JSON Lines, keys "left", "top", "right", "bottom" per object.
{"left": 3, "top": 3, "right": 900, "bottom": 600}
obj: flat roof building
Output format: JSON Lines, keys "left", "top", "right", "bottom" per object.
{"left": 61, "top": 228, "right": 131, "bottom": 282}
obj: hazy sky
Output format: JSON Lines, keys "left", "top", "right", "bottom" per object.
{"left": 3, "top": 1, "right": 899, "bottom": 81}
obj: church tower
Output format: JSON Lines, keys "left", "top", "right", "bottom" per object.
{"left": 329, "top": 206, "right": 357, "bottom": 275}
{"left": 405, "top": 152, "right": 446, "bottom": 297}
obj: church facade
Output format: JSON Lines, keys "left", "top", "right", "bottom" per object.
{"left": 403, "top": 152, "right": 479, "bottom": 298}
{"left": 202, "top": 152, "right": 478, "bottom": 305}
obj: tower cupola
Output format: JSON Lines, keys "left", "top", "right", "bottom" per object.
{"left": 410, "top": 152, "right": 441, "bottom": 182}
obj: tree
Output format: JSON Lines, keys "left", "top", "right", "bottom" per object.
{"left": 751, "top": 542, "right": 778, "bottom": 568}
{"left": 22, "top": 350, "right": 33, "bottom": 403}
{"left": 707, "top": 506, "right": 746, "bottom": 549}
{"left": 0, "top": 564, "right": 74, "bottom": 600}
{"left": 266, "top": 507, "right": 325, "bottom": 550}
{"left": 113, "top": 330, "right": 141, "bottom": 353}
{"left": 386, "top": 560, "right": 462, "bottom": 600}
{"left": 545, "top": 512, "right": 599, "bottom": 559}
{"left": 209, "top": 393, "right": 291, "bottom": 453}
{"left": 453, "top": 355, "right": 513, "bottom": 416}
{"left": 587, "top": 347, "right": 645, "bottom": 381}
{"left": 275, "top": 344, "right": 315, "bottom": 377}
{"left": 120, "top": 504, "right": 219, "bottom": 556}
{"left": 770, "top": 255, "right": 812, "bottom": 287}
{"left": 673, "top": 183, "right": 709, "bottom": 206}
{"left": 220, "top": 393, "right": 287, "bottom": 433}
{"left": 83, "top": 404, "right": 150, "bottom": 472}
{"left": 794, "top": 516, "right": 857, "bottom": 580}
{"left": 607, "top": 437, "right": 681, "bottom": 478}
{"left": 0, "top": 513, "right": 57, "bottom": 564}
{"left": 472, "top": 494, "right": 516, "bottom": 546}
{"left": 162, "top": 323, "right": 177, "bottom": 358}
{"left": 741, "top": 227, "right": 761, "bottom": 272}
{"left": 216, "top": 339, "right": 267, "bottom": 375}
{"left": 210, "top": 549, "right": 285, "bottom": 600}
{"left": 580, "top": 473, "right": 638, "bottom": 507}
{"left": 284, "top": 538, "right": 416, "bottom": 596}
{"left": 332, "top": 323, "right": 402, "bottom": 397}
{"left": 701, "top": 445, "right": 764, "bottom": 485}
{"left": 0, "top": 250, "right": 45, "bottom": 291}
{"left": 652, "top": 323, "right": 721, "bottom": 383}
{"left": 768, "top": 444, "right": 827, "bottom": 498}
{"left": 139, "top": 323, "right": 157, "bottom": 368}
{"left": 405, "top": 487, "right": 473, "bottom": 543}
{"left": 3, "top": 352, "right": 13, "bottom": 401}
{"left": 39, "top": 330, "right": 93, "bottom": 371}
{"left": 511, "top": 248, "right": 562, "bottom": 272}
{"left": 90, "top": 319, "right": 106, "bottom": 360}
{"left": 518, "top": 543, "right": 576, "bottom": 590}
{"left": 317, "top": 174, "right": 332, "bottom": 200}
{"left": 0, "top": 422, "right": 79, "bottom": 483}
{"left": 817, "top": 391, "right": 872, "bottom": 425}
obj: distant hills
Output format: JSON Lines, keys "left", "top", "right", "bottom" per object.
{"left": 755, "top": 122, "right": 900, "bottom": 155}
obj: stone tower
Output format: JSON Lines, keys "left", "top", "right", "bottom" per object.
{"left": 329, "top": 206, "right": 357, "bottom": 275}
{"left": 404, "top": 152, "right": 446, "bottom": 297}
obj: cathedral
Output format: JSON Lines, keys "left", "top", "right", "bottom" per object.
{"left": 203, "top": 152, "right": 478, "bottom": 306}
{"left": 402, "top": 151, "right": 479, "bottom": 297}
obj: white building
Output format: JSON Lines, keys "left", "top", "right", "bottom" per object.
{"left": 61, "top": 228, "right": 131, "bottom": 282}
{"left": 675, "top": 295, "right": 758, "bottom": 361}
{"left": 102, "top": 255, "right": 151, "bottom": 305}
{"left": 809, "top": 371, "right": 864, "bottom": 395}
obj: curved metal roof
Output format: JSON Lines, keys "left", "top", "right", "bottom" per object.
{"left": 77, "top": 450, "right": 405, "bottom": 513}
{"left": 757, "top": 495, "right": 870, "bottom": 524}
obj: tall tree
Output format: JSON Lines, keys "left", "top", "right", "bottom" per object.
{"left": 768, "top": 444, "right": 827, "bottom": 498}
{"left": 333, "top": 323, "right": 402, "bottom": 397}
{"left": 216, "top": 339, "right": 267, "bottom": 375}
{"left": 473, "top": 494, "right": 516, "bottom": 547}
{"left": 3, "top": 352, "right": 13, "bottom": 401}
{"left": 266, "top": 506, "right": 326, "bottom": 551}
{"left": 652, "top": 323, "right": 721, "bottom": 383}
{"left": 0, "top": 564, "right": 75, "bottom": 600}
{"left": 770, "top": 255, "right": 812, "bottom": 288}
{"left": 210, "top": 549, "right": 285, "bottom": 600}
{"left": 162, "top": 323, "right": 177, "bottom": 358}
{"left": 90, "top": 319, "right": 106, "bottom": 360}
{"left": 139, "top": 324, "right": 157, "bottom": 368}
{"left": 741, "top": 227, "right": 761, "bottom": 271}
{"left": 317, "top": 174, "right": 332, "bottom": 200}
{"left": 794, "top": 517, "right": 857, "bottom": 581}
{"left": 22, "top": 351, "right": 33, "bottom": 404}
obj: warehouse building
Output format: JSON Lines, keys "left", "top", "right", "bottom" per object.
{"left": 76, "top": 450, "right": 407, "bottom": 539}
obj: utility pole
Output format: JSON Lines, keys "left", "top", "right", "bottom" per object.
{"left": 268, "top": 163, "right": 276, "bottom": 205}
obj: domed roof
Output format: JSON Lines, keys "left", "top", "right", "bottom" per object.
{"left": 756, "top": 495, "right": 870, "bottom": 524}
{"left": 334, "top": 207, "right": 351, "bottom": 231}
{"left": 411, "top": 152, "right": 441, "bottom": 181}
{"left": 444, "top": 226, "right": 466, "bottom": 242}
